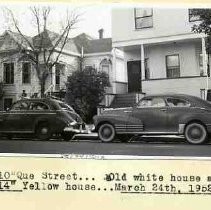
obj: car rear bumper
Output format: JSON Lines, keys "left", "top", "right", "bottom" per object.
{"left": 63, "top": 124, "right": 90, "bottom": 134}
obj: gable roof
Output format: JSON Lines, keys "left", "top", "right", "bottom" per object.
{"left": 73, "top": 33, "right": 112, "bottom": 54}
{"left": 0, "top": 30, "right": 112, "bottom": 55}
{"left": 33, "top": 30, "right": 80, "bottom": 54}
{"left": 0, "top": 30, "right": 33, "bottom": 52}
{"left": 6, "top": 30, "right": 33, "bottom": 49}
{"left": 85, "top": 38, "right": 112, "bottom": 54}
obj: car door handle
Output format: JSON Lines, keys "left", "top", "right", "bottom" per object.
{"left": 124, "top": 110, "right": 132, "bottom": 113}
{"left": 160, "top": 108, "right": 167, "bottom": 112}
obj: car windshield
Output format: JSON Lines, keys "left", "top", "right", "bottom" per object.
{"left": 58, "top": 102, "right": 75, "bottom": 112}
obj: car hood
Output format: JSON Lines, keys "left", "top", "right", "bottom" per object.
{"left": 101, "top": 107, "right": 133, "bottom": 116}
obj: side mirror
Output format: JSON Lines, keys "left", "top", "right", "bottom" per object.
{"left": 6, "top": 108, "right": 10, "bottom": 112}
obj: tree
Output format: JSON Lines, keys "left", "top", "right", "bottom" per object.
{"left": 65, "top": 61, "right": 110, "bottom": 123}
{"left": 191, "top": 9, "right": 211, "bottom": 59}
{"left": 5, "top": 6, "right": 80, "bottom": 97}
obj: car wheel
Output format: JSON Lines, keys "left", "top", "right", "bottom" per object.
{"left": 98, "top": 123, "right": 115, "bottom": 143}
{"left": 36, "top": 122, "right": 52, "bottom": 140}
{"left": 61, "top": 132, "right": 74, "bottom": 141}
{"left": 185, "top": 123, "right": 207, "bottom": 144}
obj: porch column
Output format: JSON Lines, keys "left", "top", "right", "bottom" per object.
{"left": 141, "top": 44, "right": 145, "bottom": 80}
{"left": 112, "top": 48, "right": 117, "bottom": 94}
{"left": 202, "top": 37, "right": 208, "bottom": 98}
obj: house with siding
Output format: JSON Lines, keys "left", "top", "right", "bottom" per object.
{"left": 0, "top": 29, "right": 122, "bottom": 110}
{"left": 111, "top": 8, "right": 211, "bottom": 105}
{"left": 0, "top": 30, "right": 80, "bottom": 110}
{"left": 73, "top": 29, "right": 124, "bottom": 94}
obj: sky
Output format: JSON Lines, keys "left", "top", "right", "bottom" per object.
{"left": 0, "top": 3, "right": 196, "bottom": 39}
{"left": 0, "top": 3, "right": 112, "bottom": 39}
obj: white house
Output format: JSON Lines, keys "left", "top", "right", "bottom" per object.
{"left": 112, "top": 8, "right": 211, "bottom": 100}
{"left": 0, "top": 30, "right": 80, "bottom": 110}
{"left": 0, "top": 29, "right": 123, "bottom": 110}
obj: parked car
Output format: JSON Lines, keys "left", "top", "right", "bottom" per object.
{"left": 93, "top": 94, "right": 211, "bottom": 144}
{"left": 0, "top": 98, "right": 87, "bottom": 140}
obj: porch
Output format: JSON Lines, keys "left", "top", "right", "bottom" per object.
{"left": 112, "top": 34, "right": 209, "bottom": 97}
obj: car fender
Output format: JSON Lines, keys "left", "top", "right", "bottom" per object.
{"left": 94, "top": 114, "right": 144, "bottom": 131}
{"left": 94, "top": 114, "right": 127, "bottom": 129}
{"left": 178, "top": 111, "right": 210, "bottom": 129}
{"left": 33, "top": 116, "right": 66, "bottom": 133}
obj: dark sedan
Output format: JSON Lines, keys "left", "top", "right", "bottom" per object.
{"left": 0, "top": 98, "right": 87, "bottom": 140}
{"left": 93, "top": 94, "right": 211, "bottom": 144}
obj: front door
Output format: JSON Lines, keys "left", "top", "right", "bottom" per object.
{"left": 127, "top": 61, "right": 142, "bottom": 93}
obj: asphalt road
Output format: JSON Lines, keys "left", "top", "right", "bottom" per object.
{"left": 1, "top": 135, "right": 211, "bottom": 157}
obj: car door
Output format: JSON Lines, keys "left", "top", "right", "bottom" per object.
{"left": 128, "top": 97, "right": 169, "bottom": 133}
{"left": 3, "top": 101, "right": 31, "bottom": 132}
{"left": 164, "top": 97, "right": 191, "bottom": 133}
{"left": 27, "top": 101, "right": 52, "bottom": 131}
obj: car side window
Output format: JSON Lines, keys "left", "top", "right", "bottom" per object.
{"left": 166, "top": 98, "right": 191, "bottom": 107}
{"left": 138, "top": 97, "right": 166, "bottom": 108}
{"left": 11, "top": 102, "right": 28, "bottom": 111}
{"left": 29, "top": 102, "right": 49, "bottom": 110}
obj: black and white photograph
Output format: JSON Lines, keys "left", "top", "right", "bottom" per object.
{"left": 0, "top": 3, "right": 210, "bottom": 157}
{"left": 0, "top": 3, "right": 211, "bottom": 210}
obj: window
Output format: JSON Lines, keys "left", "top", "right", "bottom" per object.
{"left": 55, "top": 68, "right": 60, "bottom": 85}
{"left": 11, "top": 101, "right": 28, "bottom": 111}
{"left": 4, "top": 63, "right": 14, "bottom": 84}
{"left": 29, "top": 102, "right": 49, "bottom": 110}
{"left": 134, "top": 8, "right": 153, "bottom": 29}
{"left": 166, "top": 98, "right": 191, "bottom": 107}
{"left": 138, "top": 97, "right": 166, "bottom": 108}
{"left": 55, "top": 63, "right": 65, "bottom": 85}
{"left": 200, "top": 89, "right": 206, "bottom": 100}
{"left": 22, "top": 62, "right": 31, "bottom": 84}
{"left": 189, "top": 9, "right": 201, "bottom": 22}
{"left": 3, "top": 98, "right": 13, "bottom": 110}
{"left": 145, "top": 58, "right": 150, "bottom": 79}
{"left": 102, "top": 64, "right": 109, "bottom": 75}
{"left": 166, "top": 55, "right": 180, "bottom": 78}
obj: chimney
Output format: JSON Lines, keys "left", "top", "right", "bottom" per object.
{"left": 98, "top": 28, "right": 104, "bottom": 39}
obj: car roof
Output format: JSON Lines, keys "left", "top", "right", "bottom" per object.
{"left": 142, "top": 93, "right": 211, "bottom": 108}
{"left": 17, "top": 98, "right": 62, "bottom": 103}
{"left": 143, "top": 93, "right": 201, "bottom": 100}
{"left": 144, "top": 93, "right": 194, "bottom": 98}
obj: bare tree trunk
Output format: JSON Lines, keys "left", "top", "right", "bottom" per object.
{"left": 40, "top": 80, "right": 46, "bottom": 98}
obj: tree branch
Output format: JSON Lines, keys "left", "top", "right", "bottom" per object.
{"left": 6, "top": 8, "right": 35, "bottom": 51}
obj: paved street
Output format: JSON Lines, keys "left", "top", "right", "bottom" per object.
{"left": 0, "top": 134, "right": 211, "bottom": 157}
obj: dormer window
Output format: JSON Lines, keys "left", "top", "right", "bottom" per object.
{"left": 134, "top": 8, "right": 153, "bottom": 29}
